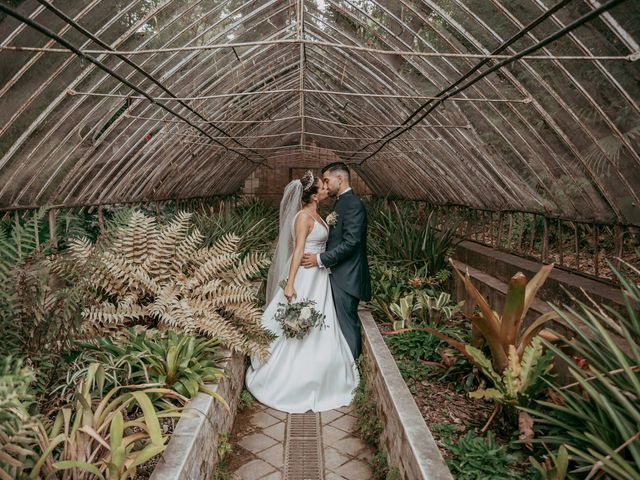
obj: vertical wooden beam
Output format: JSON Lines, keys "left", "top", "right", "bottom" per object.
{"left": 48, "top": 209, "right": 57, "bottom": 253}
{"left": 558, "top": 219, "right": 563, "bottom": 266}
{"left": 497, "top": 212, "right": 504, "bottom": 249}
{"left": 98, "top": 206, "right": 105, "bottom": 236}
{"left": 506, "top": 212, "right": 513, "bottom": 250}
{"left": 542, "top": 216, "right": 549, "bottom": 263}
{"left": 594, "top": 224, "right": 600, "bottom": 277}
{"left": 34, "top": 210, "right": 40, "bottom": 250}
{"left": 14, "top": 211, "right": 21, "bottom": 257}
{"left": 574, "top": 222, "right": 580, "bottom": 270}
{"left": 517, "top": 212, "right": 524, "bottom": 251}
{"left": 613, "top": 225, "right": 624, "bottom": 270}
{"left": 528, "top": 214, "right": 536, "bottom": 255}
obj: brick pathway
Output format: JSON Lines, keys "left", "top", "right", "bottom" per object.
{"left": 231, "top": 402, "right": 375, "bottom": 480}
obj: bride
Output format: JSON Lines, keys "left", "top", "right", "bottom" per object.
{"left": 245, "top": 171, "right": 359, "bottom": 413}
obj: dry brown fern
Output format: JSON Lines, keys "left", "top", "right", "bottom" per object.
{"left": 64, "top": 210, "right": 273, "bottom": 359}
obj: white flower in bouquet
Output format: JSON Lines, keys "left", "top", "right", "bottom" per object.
{"left": 300, "top": 306, "right": 312, "bottom": 320}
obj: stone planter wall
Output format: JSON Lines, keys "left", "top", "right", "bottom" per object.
{"left": 150, "top": 350, "right": 245, "bottom": 480}
{"left": 360, "top": 309, "right": 453, "bottom": 480}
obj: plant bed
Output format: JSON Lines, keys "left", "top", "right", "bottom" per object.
{"left": 359, "top": 309, "right": 453, "bottom": 479}
{"left": 150, "top": 350, "right": 246, "bottom": 480}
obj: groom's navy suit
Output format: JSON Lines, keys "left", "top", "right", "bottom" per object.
{"left": 319, "top": 189, "right": 371, "bottom": 359}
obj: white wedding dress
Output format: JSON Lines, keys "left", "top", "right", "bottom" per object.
{"left": 245, "top": 212, "right": 359, "bottom": 413}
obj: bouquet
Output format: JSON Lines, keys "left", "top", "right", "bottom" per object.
{"left": 274, "top": 298, "right": 327, "bottom": 340}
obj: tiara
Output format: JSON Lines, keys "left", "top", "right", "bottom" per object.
{"left": 300, "top": 170, "right": 315, "bottom": 191}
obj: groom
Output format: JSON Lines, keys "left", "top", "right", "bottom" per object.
{"left": 301, "top": 162, "right": 371, "bottom": 359}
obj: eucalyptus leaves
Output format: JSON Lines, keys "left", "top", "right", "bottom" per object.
{"left": 273, "top": 299, "right": 327, "bottom": 339}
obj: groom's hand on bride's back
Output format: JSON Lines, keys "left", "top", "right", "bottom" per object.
{"left": 301, "top": 253, "right": 319, "bottom": 268}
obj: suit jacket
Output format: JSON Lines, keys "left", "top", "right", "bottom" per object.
{"left": 320, "top": 190, "right": 371, "bottom": 301}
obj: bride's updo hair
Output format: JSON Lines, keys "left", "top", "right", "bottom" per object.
{"left": 300, "top": 170, "right": 320, "bottom": 204}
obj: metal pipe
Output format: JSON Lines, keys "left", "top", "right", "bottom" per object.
{"left": 356, "top": 0, "right": 627, "bottom": 165}
{"left": 0, "top": 3, "right": 265, "bottom": 166}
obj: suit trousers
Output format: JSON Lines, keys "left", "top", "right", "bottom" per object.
{"left": 332, "top": 286, "right": 361, "bottom": 360}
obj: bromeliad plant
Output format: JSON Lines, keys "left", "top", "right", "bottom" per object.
{"left": 55, "top": 210, "right": 274, "bottom": 359}
{"left": 525, "top": 261, "right": 640, "bottom": 479}
{"left": 32, "top": 363, "right": 183, "bottom": 480}
{"left": 59, "top": 328, "right": 227, "bottom": 409}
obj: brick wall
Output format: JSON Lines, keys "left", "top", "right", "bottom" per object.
{"left": 242, "top": 149, "right": 372, "bottom": 208}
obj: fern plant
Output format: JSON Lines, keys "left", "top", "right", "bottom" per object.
{"left": 56, "top": 210, "right": 274, "bottom": 359}
{"left": 0, "top": 357, "right": 39, "bottom": 480}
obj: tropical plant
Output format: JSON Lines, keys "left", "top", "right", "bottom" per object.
{"left": 413, "top": 291, "right": 464, "bottom": 325}
{"left": 444, "top": 431, "right": 518, "bottom": 479}
{"left": 368, "top": 263, "right": 413, "bottom": 323}
{"left": 59, "top": 328, "right": 226, "bottom": 408}
{"left": 448, "top": 260, "right": 559, "bottom": 373}
{"left": 466, "top": 337, "right": 554, "bottom": 408}
{"left": 0, "top": 357, "right": 39, "bottom": 480}
{"left": 192, "top": 198, "right": 278, "bottom": 255}
{"left": 368, "top": 202, "right": 459, "bottom": 272}
{"left": 525, "top": 261, "right": 640, "bottom": 479}
{"left": 389, "top": 294, "right": 417, "bottom": 330}
{"left": 32, "top": 363, "right": 183, "bottom": 480}
{"left": 529, "top": 445, "right": 568, "bottom": 480}
{"left": 56, "top": 210, "right": 274, "bottom": 359}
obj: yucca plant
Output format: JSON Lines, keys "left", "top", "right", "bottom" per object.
{"left": 525, "top": 260, "right": 640, "bottom": 479}
{"left": 60, "top": 328, "right": 227, "bottom": 409}
{"left": 32, "top": 363, "right": 183, "bottom": 480}
{"left": 55, "top": 210, "right": 274, "bottom": 359}
{"left": 0, "top": 357, "right": 39, "bottom": 480}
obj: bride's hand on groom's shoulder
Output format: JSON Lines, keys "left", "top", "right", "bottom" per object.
{"left": 284, "top": 283, "right": 297, "bottom": 303}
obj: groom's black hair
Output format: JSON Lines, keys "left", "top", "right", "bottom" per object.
{"left": 321, "top": 161, "right": 350, "bottom": 182}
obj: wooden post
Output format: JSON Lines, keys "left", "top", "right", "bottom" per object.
{"left": 14, "top": 211, "right": 21, "bottom": 257}
{"left": 528, "top": 214, "right": 536, "bottom": 255}
{"left": 48, "top": 209, "right": 57, "bottom": 253}
{"left": 517, "top": 212, "right": 524, "bottom": 251}
{"left": 98, "top": 206, "right": 105, "bottom": 236}
{"left": 574, "top": 222, "right": 580, "bottom": 270}
{"left": 613, "top": 225, "right": 624, "bottom": 270}
{"left": 497, "top": 212, "right": 504, "bottom": 249}
{"left": 542, "top": 216, "right": 549, "bottom": 263}
{"left": 34, "top": 210, "right": 40, "bottom": 250}
{"left": 558, "top": 219, "right": 563, "bottom": 266}
{"left": 594, "top": 224, "right": 599, "bottom": 277}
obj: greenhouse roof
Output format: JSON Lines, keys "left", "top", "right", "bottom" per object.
{"left": 0, "top": 0, "right": 638, "bottom": 224}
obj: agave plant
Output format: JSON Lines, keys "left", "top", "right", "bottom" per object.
{"left": 32, "top": 363, "right": 183, "bottom": 480}
{"left": 525, "top": 260, "right": 640, "bottom": 479}
{"left": 0, "top": 357, "right": 39, "bottom": 480}
{"left": 55, "top": 210, "right": 274, "bottom": 359}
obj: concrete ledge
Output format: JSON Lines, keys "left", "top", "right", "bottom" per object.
{"left": 454, "top": 240, "right": 624, "bottom": 312}
{"left": 150, "top": 350, "right": 245, "bottom": 480}
{"left": 360, "top": 309, "right": 453, "bottom": 480}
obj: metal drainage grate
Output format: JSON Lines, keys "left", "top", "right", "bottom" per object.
{"left": 283, "top": 412, "right": 324, "bottom": 480}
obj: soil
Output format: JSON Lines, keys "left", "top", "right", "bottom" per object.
{"left": 217, "top": 399, "right": 263, "bottom": 474}
{"left": 133, "top": 416, "right": 177, "bottom": 479}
